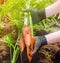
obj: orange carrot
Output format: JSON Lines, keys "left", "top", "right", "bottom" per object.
{"left": 22, "top": 26, "right": 35, "bottom": 62}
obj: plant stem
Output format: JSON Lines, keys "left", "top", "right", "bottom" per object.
{"left": 11, "top": 47, "right": 19, "bottom": 63}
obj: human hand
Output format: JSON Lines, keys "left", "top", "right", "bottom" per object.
{"left": 23, "top": 8, "right": 46, "bottom": 24}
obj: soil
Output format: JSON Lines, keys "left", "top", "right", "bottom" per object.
{"left": 18, "top": 43, "right": 60, "bottom": 63}
{"left": 0, "top": 39, "right": 10, "bottom": 63}
{"left": 0, "top": 14, "right": 18, "bottom": 40}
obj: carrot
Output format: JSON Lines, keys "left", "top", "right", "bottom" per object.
{"left": 22, "top": 26, "right": 35, "bottom": 62}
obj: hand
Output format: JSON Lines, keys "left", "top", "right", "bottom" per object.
{"left": 23, "top": 8, "right": 46, "bottom": 24}
{"left": 31, "top": 36, "right": 41, "bottom": 55}
{"left": 31, "top": 36, "right": 47, "bottom": 55}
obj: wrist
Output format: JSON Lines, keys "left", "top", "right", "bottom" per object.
{"left": 41, "top": 36, "right": 47, "bottom": 46}
{"left": 35, "top": 36, "right": 47, "bottom": 47}
{"left": 37, "top": 36, "right": 47, "bottom": 46}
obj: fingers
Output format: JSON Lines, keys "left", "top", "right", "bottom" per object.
{"left": 31, "top": 49, "right": 37, "bottom": 56}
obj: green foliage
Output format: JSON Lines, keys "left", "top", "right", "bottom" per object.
{"left": 30, "top": 0, "right": 55, "bottom": 9}
{"left": 3, "top": 33, "right": 15, "bottom": 48}
{"left": 33, "top": 16, "right": 60, "bottom": 33}
{"left": 44, "top": 51, "right": 51, "bottom": 58}
{"left": 2, "top": 33, "right": 15, "bottom": 61}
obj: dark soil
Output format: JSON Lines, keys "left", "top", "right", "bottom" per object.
{"left": 36, "top": 43, "right": 60, "bottom": 63}
{"left": 0, "top": 39, "right": 10, "bottom": 63}
{"left": 18, "top": 43, "right": 60, "bottom": 63}
{"left": 0, "top": 14, "right": 18, "bottom": 39}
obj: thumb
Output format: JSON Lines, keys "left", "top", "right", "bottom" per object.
{"left": 31, "top": 49, "right": 37, "bottom": 56}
